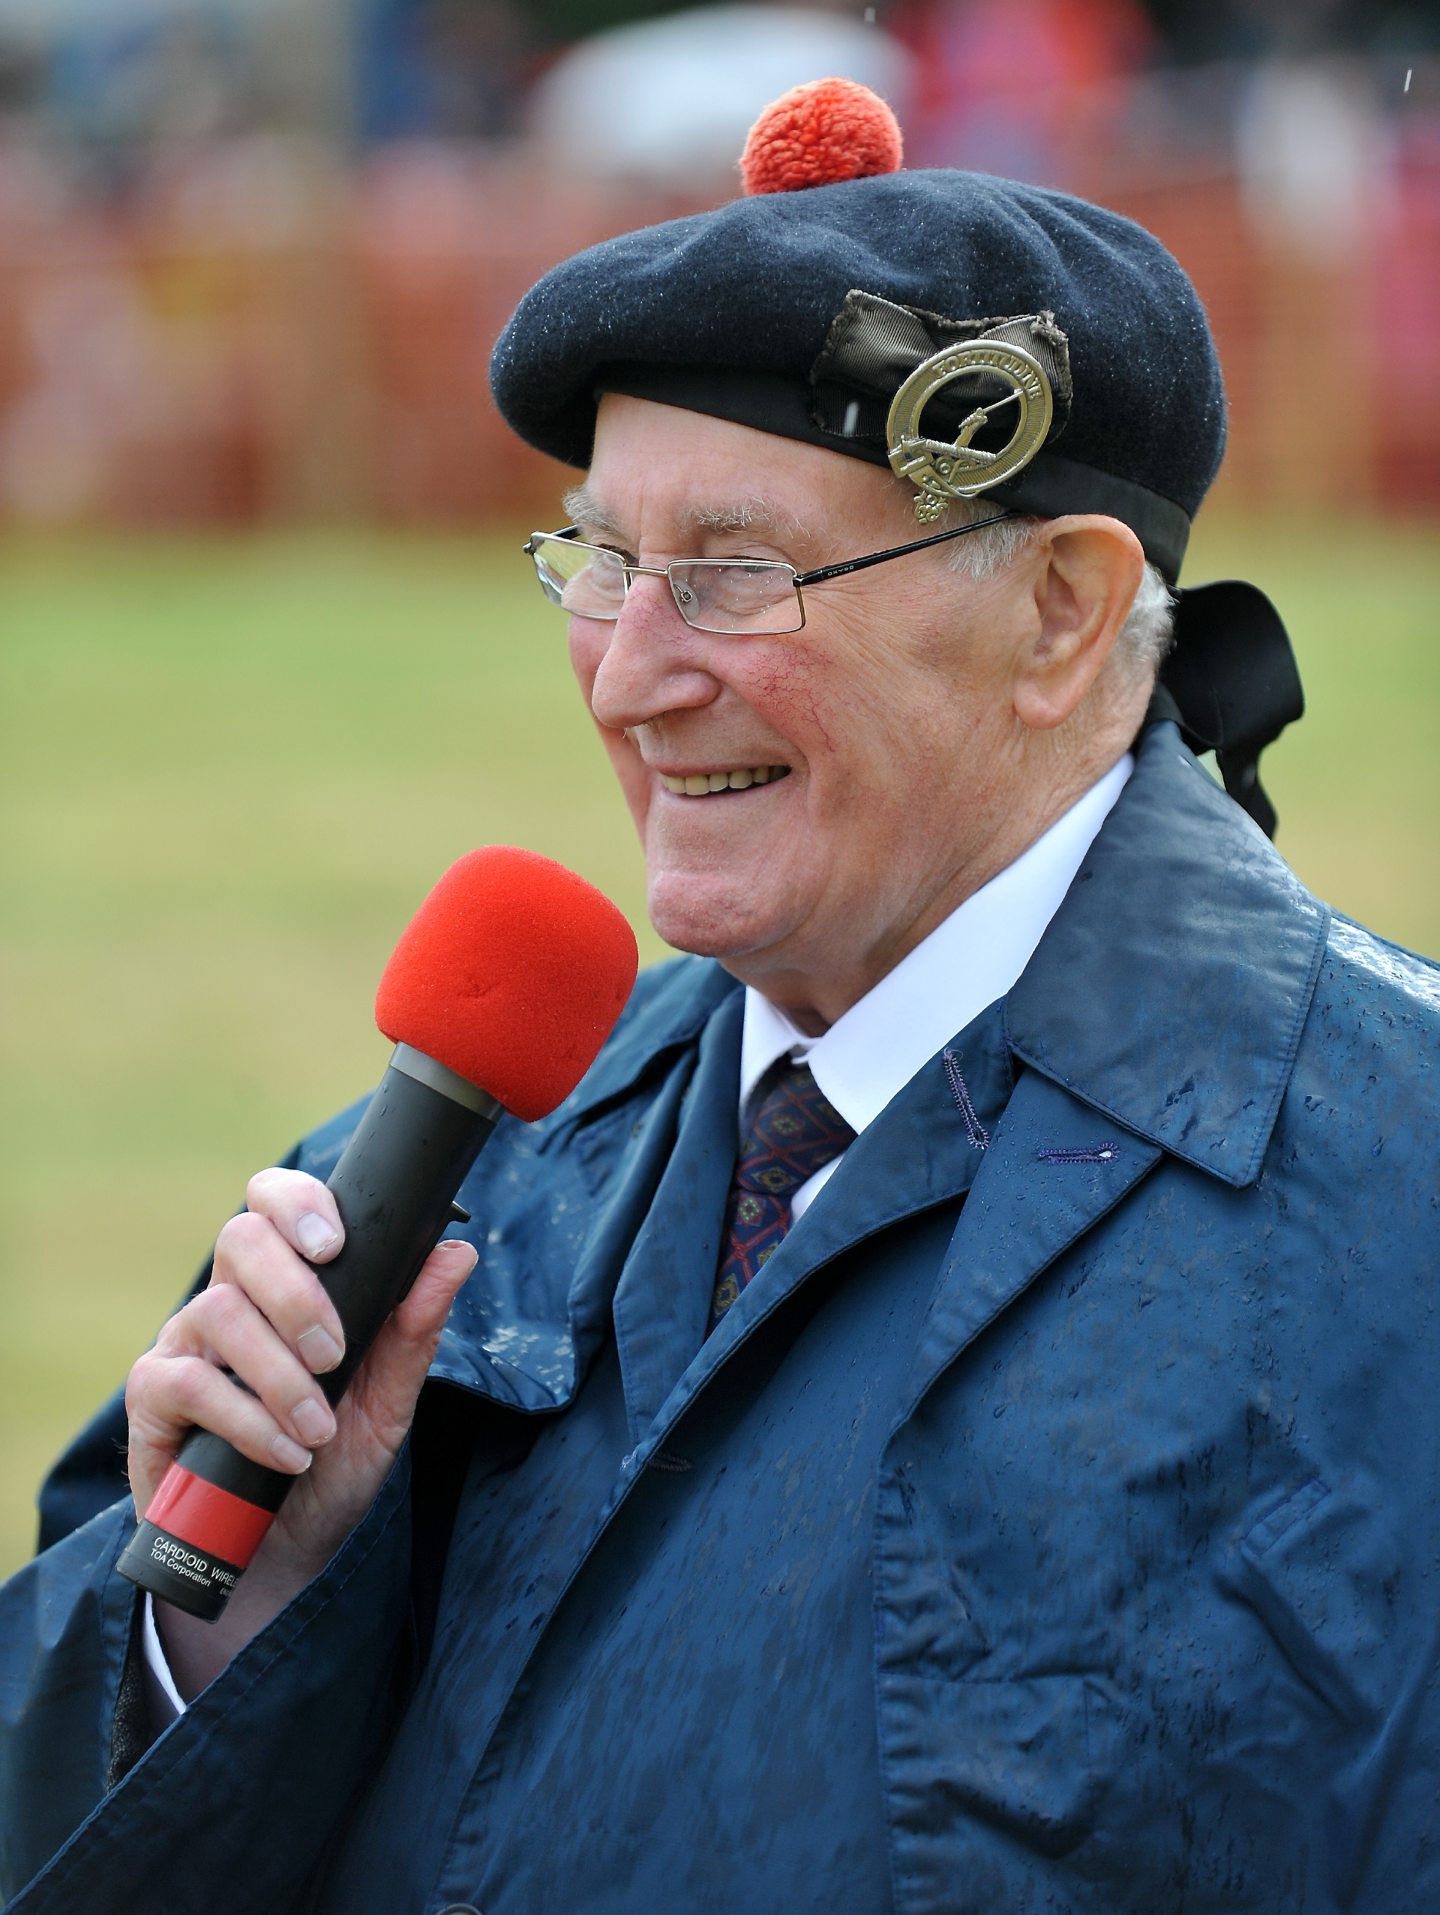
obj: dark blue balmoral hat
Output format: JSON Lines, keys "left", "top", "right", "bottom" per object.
{"left": 492, "top": 167, "right": 1222, "bottom": 587}
{"left": 491, "top": 80, "right": 1302, "bottom": 835}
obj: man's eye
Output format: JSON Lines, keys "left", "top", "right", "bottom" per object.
{"left": 706, "top": 563, "right": 783, "bottom": 606}
{"left": 559, "top": 554, "right": 626, "bottom": 612}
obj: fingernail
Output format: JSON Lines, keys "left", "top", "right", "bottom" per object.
{"left": 297, "top": 1212, "right": 341, "bottom": 1261}
{"left": 297, "top": 1324, "right": 344, "bottom": 1373}
{"left": 439, "top": 1241, "right": 478, "bottom": 1277}
{"left": 292, "top": 1398, "right": 336, "bottom": 1446}
{"left": 272, "top": 1433, "right": 313, "bottom": 1472}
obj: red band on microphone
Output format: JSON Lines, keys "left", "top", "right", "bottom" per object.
{"left": 145, "top": 1463, "right": 276, "bottom": 1567}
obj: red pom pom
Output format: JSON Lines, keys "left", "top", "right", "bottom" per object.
{"left": 375, "top": 847, "right": 637, "bottom": 1122}
{"left": 740, "top": 77, "right": 903, "bottom": 196}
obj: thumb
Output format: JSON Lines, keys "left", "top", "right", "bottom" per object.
{"left": 391, "top": 1237, "right": 479, "bottom": 1345}
{"left": 342, "top": 1238, "right": 477, "bottom": 1448}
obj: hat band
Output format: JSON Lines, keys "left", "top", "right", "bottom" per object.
{"left": 596, "top": 361, "right": 1191, "bottom": 582}
{"left": 990, "top": 452, "right": 1192, "bottom": 583}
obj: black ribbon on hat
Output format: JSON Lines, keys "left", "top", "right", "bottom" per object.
{"left": 811, "top": 290, "right": 1075, "bottom": 447}
{"left": 1148, "top": 580, "right": 1305, "bottom": 841}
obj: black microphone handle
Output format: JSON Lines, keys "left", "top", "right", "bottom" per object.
{"left": 118, "top": 1046, "right": 498, "bottom": 1620}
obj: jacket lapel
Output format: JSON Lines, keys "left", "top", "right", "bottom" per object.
{"left": 902, "top": 722, "right": 1331, "bottom": 1412}
{"left": 627, "top": 1005, "right": 1013, "bottom": 1464}
{"left": 610, "top": 990, "right": 742, "bottom": 1444}
{"left": 902, "top": 1073, "right": 1163, "bottom": 1410}
{"left": 432, "top": 958, "right": 739, "bottom": 1414}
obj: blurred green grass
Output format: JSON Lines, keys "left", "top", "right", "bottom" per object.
{"left": 2, "top": 517, "right": 1436, "bottom": 1578}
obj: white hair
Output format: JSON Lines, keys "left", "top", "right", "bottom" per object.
{"left": 939, "top": 502, "right": 1175, "bottom": 679}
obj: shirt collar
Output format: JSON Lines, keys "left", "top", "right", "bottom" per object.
{"left": 739, "top": 753, "right": 1134, "bottom": 1136}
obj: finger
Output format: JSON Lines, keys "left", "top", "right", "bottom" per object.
{"left": 158, "top": 1280, "right": 339, "bottom": 1457}
{"left": 389, "top": 1237, "right": 478, "bottom": 1345}
{"left": 344, "top": 1239, "right": 477, "bottom": 1450}
{"left": 244, "top": 1165, "right": 345, "bottom": 1267}
{"left": 126, "top": 1349, "right": 315, "bottom": 1515}
{"left": 211, "top": 1210, "right": 346, "bottom": 1375}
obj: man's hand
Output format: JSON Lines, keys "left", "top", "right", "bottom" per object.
{"left": 125, "top": 1166, "right": 476, "bottom": 1699}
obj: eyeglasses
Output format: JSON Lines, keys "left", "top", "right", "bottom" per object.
{"left": 522, "top": 511, "right": 1016, "bottom": 636}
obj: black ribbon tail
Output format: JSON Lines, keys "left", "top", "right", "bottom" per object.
{"left": 1146, "top": 580, "right": 1305, "bottom": 841}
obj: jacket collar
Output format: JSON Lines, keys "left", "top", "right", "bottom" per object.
{"left": 1006, "top": 721, "right": 1330, "bottom": 1188}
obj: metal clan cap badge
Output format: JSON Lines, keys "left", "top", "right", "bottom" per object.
{"left": 809, "top": 294, "right": 1071, "bottom": 522}
{"left": 887, "top": 336, "right": 1054, "bottom": 523}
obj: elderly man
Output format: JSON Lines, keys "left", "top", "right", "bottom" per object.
{"left": 3, "top": 84, "right": 1438, "bottom": 1915}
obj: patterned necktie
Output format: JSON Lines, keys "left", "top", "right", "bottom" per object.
{"left": 709, "top": 1061, "right": 856, "bottom": 1332}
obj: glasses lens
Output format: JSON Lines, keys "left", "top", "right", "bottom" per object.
{"left": 530, "top": 536, "right": 627, "bottom": 618}
{"left": 669, "top": 560, "right": 799, "bottom": 634}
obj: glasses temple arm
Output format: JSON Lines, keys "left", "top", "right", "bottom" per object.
{"left": 792, "top": 511, "right": 1016, "bottom": 588}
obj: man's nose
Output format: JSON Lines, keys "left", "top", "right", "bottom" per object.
{"left": 584, "top": 575, "right": 721, "bottom": 732}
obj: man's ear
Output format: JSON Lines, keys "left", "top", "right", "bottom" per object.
{"left": 1012, "top": 516, "right": 1146, "bottom": 731}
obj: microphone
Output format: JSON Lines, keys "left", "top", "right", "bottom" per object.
{"left": 117, "top": 848, "right": 638, "bottom": 1621}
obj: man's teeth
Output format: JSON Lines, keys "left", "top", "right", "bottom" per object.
{"left": 659, "top": 767, "right": 790, "bottom": 796}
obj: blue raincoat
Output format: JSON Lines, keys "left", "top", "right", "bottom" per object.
{"left": 3, "top": 722, "right": 1439, "bottom": 1914}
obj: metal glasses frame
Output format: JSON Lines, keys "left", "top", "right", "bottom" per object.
{"left": 523, "top": 510, "right": 1017, "bottom": 635}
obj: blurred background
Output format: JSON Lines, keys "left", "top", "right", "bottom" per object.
{"left": 1, "top": 0, "right": 1437, "bottom": 1574}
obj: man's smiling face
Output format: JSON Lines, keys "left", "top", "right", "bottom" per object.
{"left": 568, "top": 395, "right": 1041, "bottom": 1029}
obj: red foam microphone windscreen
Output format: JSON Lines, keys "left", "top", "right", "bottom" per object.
{"left": 374, "top": 847, "right": 638, "bottom": 1122}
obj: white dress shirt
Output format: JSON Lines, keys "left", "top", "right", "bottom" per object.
{"left": 737, "top": 752, "right": 1133, "bottom": 1218}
